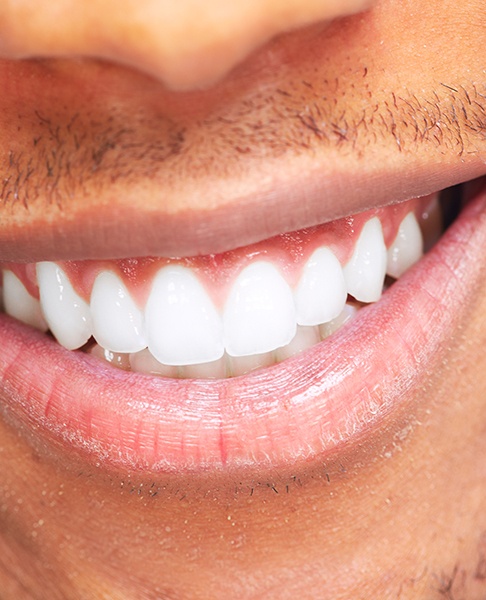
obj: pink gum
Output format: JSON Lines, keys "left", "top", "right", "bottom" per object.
{"left": 2, "top": 196, "right": 433, "bottom": 310}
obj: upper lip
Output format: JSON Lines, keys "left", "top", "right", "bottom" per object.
{"left": 2, "top": 58, "right": 486, "bottom": 262}
{"left": 1, "top": 156, "right": 484, "bottom": 263}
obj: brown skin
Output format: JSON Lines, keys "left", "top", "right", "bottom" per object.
{"left": 1, "top": 0, "right": 485, "bottom": 261}
{"left": 1, "top": 0, "right": 486, "bottom": 598}
{"left": 0, "top": 0, "right": 372, "bottom": 90}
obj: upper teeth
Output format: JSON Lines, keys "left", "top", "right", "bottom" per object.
{"left": 294, "top": 246, "right": 347, "bottom": 326}
{"left": 91, "top": 271, "right": 147, "bottom": 354}
{"left": 145, "top": 265, "right": 224, "bottom": 365}
{"left": 2, "top": 212, "right": 424, "bottom": 367}
{"left": 2, "top": 270, "right": 48, "bottom": 332}
{"left": 223, "top": 261, "right": 297, "bottom": 357}
{"left": 386, "top": 211, "right": 424, "bottom": 278}
{"left": 36, "top": 261, "right": 92, "bottom": 350}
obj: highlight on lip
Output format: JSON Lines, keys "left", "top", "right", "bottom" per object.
{"left": 0, "top": 193, "right": 441, "bottom": 379}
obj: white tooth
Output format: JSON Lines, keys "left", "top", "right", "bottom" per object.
{"left": 130, "top": 348, "right": 180, "bottom": 378}
{"left": 36, "top": 262, "right": 92, "bottom": 350}
{"left": 145, "top": 265, "right": 224, "bottom": 366}
{"left": 386, "top": 212, "right": 424, "bottom": 279}
{"left": 3, "top": 270, "right": 48, "bottom": 331}
{"left": 90, "top": 271, "right": 146, "bottom": 353}
{"left": 319, "top": 303, "right": 358, "bottom": 339}
{"left": 276, "top": 325, "right": 320, "bottom": 362}
{"left": 343, "top": 217, "right": 387, "bottom": 302}
{"left": 228, "top": 351, "right": 275, "bottom": 377}
{"left": 223, "top": 261, "right": 296, "bottom": 357}
{"left": 294, "top": 247, "right": 347, "bottom": 326}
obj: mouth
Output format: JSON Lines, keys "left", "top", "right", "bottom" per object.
{"left": 0, "top": 175, "right": 485, "bottom": 474}
{"left": 4, "top": 194, "right": 438, "bottom": 377}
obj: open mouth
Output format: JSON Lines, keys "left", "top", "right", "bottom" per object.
{"left": 0, "top": 175, "right": 484, "bottom": 475}
{"left": 2, "top": 194, "right": 438, "bottom": 379}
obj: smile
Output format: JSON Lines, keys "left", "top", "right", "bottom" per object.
{"left": 0, "top": 176, "right": 484, "bottom": 474}
{"left": 2, "top": 196, "right": 432, "bottom": 378}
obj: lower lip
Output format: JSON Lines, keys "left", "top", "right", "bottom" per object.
{"left": 1, "top": 186, "right": 485, "bottom": 475}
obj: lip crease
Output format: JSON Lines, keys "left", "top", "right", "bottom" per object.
{"left": 0, "top": 180, "right": 485, "bottom": 474}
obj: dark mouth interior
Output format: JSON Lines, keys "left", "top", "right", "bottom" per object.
{"left": 440, "top": 182, "right": 464, "bottom": 229}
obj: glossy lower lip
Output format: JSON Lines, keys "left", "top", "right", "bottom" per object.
{"left": 0, "top": 185, "right": 485, "bottom": 474}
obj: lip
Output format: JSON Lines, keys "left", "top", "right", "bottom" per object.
{"left": 2, "top": 58, "right": 486, "bottom": 262}
{"left": 2, "top": 158, "right": 484, "bottom": 263}
{"left": 1, "top": 181, "right": 485, "bottom": 475}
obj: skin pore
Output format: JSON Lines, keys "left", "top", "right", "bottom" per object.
{"left": 0, "top": 0, "right": 486, "bottom": 598}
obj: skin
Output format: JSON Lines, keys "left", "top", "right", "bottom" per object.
{"left": 0, "top": 0, "right": 486, "bottom": 598}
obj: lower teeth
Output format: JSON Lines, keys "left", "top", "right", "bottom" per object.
{"left": 87, "top": 303, "right": 359, "bottom": 379}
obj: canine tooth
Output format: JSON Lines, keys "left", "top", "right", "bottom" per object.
{"left": 145, "top": 266, "right": 224, "bottom": 366}
{"left": 294, "top": 247, "right": 347, "bottom": 326}
{"left": 37, "top": 262, "right": 92, "bottom": 350}
{"left": 3, "top": 270, "right": 48, "bottom": 331}
{"left": 223, "top": 261, "right": 296, "bottom": 357}
{"left": 319, "top": 303, "right": 358, "bottom": 339}
{"left": 130, "top": 348, "right": 180, "bottom": 378}
{"left": 90, "top": 271, "right": 146, "bottom": 353}
{"left": 276, "top": 325, "right": 320, "bottom": 362}
{"left": 386, "top": 212, "right": 424, "bottom": 278}
{"left": 228, "top": 351, "right": 275, "bottom": 377}
{"left": 343, "top": 217, "right": 387, "bottom": 302}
